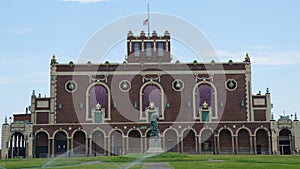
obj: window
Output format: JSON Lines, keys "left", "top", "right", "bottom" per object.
{"left": 146, "top": 42, "right": 152, "bottom": 57}
{"left": 134, "top": 43, "right": 140, "bottom": 57}
{"left": 157, "top": 42, "right": 164, "bottom": 57}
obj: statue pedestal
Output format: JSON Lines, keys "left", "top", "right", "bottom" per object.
{"left": 147, "top": 138, "right": 164, "bottom": 154}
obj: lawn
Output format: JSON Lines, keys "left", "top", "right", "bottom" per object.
{"left": 0, "top": 153, "right": 300, "bottom": 169}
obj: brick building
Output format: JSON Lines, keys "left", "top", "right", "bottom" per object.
{"left": 2, "top": 31, "right": 299, "bottom": 158}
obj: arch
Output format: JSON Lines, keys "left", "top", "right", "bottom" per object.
{"left": 36, "top": 129, "right": 51, "bottom": 139}
{"left": 110, "top": 129, "right": 124, "bottom": 155}
{"left": 90, "top": 128, "right": 107, "bottom": 138}
{"left": 71, "top": 129, "right": 88, "bottom": 138}
{"left": 192, "top": 81, "right": 218, "bottom": 120}
{"left": 164, "top": 128, "right": 179, "bottom": 152}
{"left": 255, "top": 128, "right": 269, "bottom": 154}
{"left": 9, "top": 132, "right": 26, "bottom": 158}
{"left": 200, "top": 128, "right": 214, "bottom": 154}
{"left": 52, "top": 129, "right": 69, "bottom": 138}
{"left": 126, "top": 128, "right": 143, "bottom": 137}
{"left": 254, "top": 127, "right": 270, "bottom": 136}
{"left": 237, "top": 129, "right": 251, "bottom": 154}
{"left": 218, "top": 127, "right": 234, "bottom": 136}
{"left": 181, "top": 128, "right": 197, "bottom": 154}
{"left": 236, "top": 126, "right": 252, "bottom": 136}
{"left": 127, "top": 130, "right": 142, "bottom": 153}
{"left": 139, "top": 81, "right": 165, "bottom": 120}
{"left": 72, "top": 130, "right": 86, "bottom": 156}
{"left": 91, "top": 130, "right": 105, "bottom": 156}
{"left": 219, "top": 128, "right": 233, "bottom": 154}
{"left": 54, "top": 131, "right": 68, "bottom": 156}
{"left": 279, "top": 129, "right": 293, "bottom": 155}
{"left": 86, "top": 82, "right": 111, "bottom": 121}
{"left": 35, "top": 131, "right": 49, "bottom": 158}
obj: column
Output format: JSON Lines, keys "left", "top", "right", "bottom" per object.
{"left": 86, "top": 137, "right": 89, "bottom": 156}
{"left": 180, "top": 136, "right": 183, "bottom": 153}
{"left": 68, "top": 138, "right": 71, "bottom": 157}
{"left": 195, "top": 136, "right": 198, "bottom": 154}
{"left": 89, "top": 137, "right": 92, "bottom": 156}
{"left": 231, "top": 135, "right": 235, "bottom": 154}
{"left": 253, "top": 136, "right": 257, "bottom": 154}
{"left": 177, "top": 136, "right": 180, "bottom": 153}
{"left": 235, "top": 135, "right": 238, "bottom": 154}
{"left": 268, "top": 135, "right": 271, "bottom": 154}
{"left": 199, "top": 136, "right": 202, "bottom": 154}
{"left": 217, "top": 135, "right": 220, "bottom": 154}
{"left": 250, "top": 136, "right": 253, "bottom": 154}
{"left": 48, "top": 139, "right": 51, "bottom": 158}
{"left": 51, "top": 138, "right": 55, "bottom": 157}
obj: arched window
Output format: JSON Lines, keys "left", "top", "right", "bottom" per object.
{"left": 193, "top": 82, "right": 217, "bottom": 120}
{"left": 140, "top": 82, "right": 165, "bottom": 120}
{"left": 86, "top": 83, "right": 110, "bottom": 121}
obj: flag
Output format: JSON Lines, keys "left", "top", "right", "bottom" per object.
{"left": 143, "top": 18, "right": 148, "bottom": 25}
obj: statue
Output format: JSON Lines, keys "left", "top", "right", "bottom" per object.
{"left": 146, "top": 102, "right": 164, "bottom": 153}
{"left": 150, "top": 110, "right": 159, "bottom": 138}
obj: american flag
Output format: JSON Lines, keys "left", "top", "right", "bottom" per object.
{"left": 143, "top": 18, "right": 148, "bottom": 25}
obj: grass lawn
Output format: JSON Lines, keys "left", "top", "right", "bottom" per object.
{"left": 1, "top": 153, "right": 300, "bottom": 169}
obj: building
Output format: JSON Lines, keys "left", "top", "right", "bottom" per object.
{"left": 2, "top": 31, "right": 299, "bottom": 158}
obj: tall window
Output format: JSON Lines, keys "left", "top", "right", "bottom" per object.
{"left": 146, "top": 42, "right": 152, "bottom": 57}
{"left": 143, "top": 85, "right": 161, "bottom": 112}
{"left": 134, "top": 43, "right": 140, "bottom": 57}
{"left": 89, "top": 85, "right": 108, "bottom": 118}
{"left": 157, "top": 42, "right": 164, "bottom": 57}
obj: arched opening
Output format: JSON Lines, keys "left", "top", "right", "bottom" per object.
{"left": 91, "top": 130, "right": 105, "bottom": 156}
{"left": 182, "top": 130, "right": 197, "bottom": 154}
{"left": 88, "top": 84, "right": 109, "bottom": 119}
{"left": 164, "top": 129, "right": 178, "bottom": 152}
{"left": 219, "top": 129, "right": 233, "bottom": 154}
{"left": 72, "top": 131, "right": 86, "bottom": 156}
{"left": 279, "top": 129, "right": 292, "bottom": 155}
{"left": 256, "top": 129, "right": 269, "bottom": 154}
{"left": 9, "top": 132, "right": 26, "bottom": 158}
{"left": 35, "top": 132, "right": 48, "bottom": 158}
{"left": 200, "top": 129, "right": 214, "bottom": 154}
{"left": 128, "top": 130, "right": 142, "bottom": 153}
{"left": 54, "top": 131, "right": 67, "bottom": 156}
{"left": 194, "top": 83, "right": 217, "bottom": 120}
{"left": 110, "top": 130, "right": 123, "bottom": 155}
{"left": 237, "top": 129, "right": 251, "bottom": 154}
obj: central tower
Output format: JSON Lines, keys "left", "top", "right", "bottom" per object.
{"left": 126, "top": 30, "right": 171, "bottom": 63}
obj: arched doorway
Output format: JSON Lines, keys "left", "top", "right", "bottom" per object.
{"left": 54, "top": 131, "right": 67, "bottom": 156}
{"left": 128, "top": 130, "right": 142, "bottom": 153}
{"left": 9, "top": 132, "right": 26, "bottom": 158}
{"left": 200, "top": 129, "right": 214, "bottom": 154}
{"left": 164, "top": 129, "right": 178, "bottom": 152}
{"left": 182, "top": 130, "right": 197, "bottom": 154}
{"left": 256, "top": 129, "right": 269, "bottom": 154}
{"left": 36, "top": 132, "right": 48, "bottom": 158}
{"left": 72, "top": 131, "right": 86, "bottom": 156}
{"left": 237, "top": 129, "right": 251, "bottom": 154}
{"left": 91, "top": 130, "right": 105, "bottom": 156}
{"left": 110, "top": 130, "right": 123, "bottom": 155}
{"left": 219, "top": 129, "right": 233, "bottom": 154}
{"left": 279, "top": 129, "right": 292, "bottom": 155}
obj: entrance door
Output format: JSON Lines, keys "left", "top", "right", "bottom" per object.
{"left": 56, "top": 140, "right": 67, "bottom": 154}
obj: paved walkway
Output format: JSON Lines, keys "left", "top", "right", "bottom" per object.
{"left": 143, "top": 162, "right": 173, "bottom": 169}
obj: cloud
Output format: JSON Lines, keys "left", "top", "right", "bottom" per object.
{"left": 216, "top": 50, "right": 300, "bottom": 65}
{"left": 63, "top": 0, "right": 109, "bottom": 3}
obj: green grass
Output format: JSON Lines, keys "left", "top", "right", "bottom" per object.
{"left": 1, "top": 153, "right": 300, "bottom": 169}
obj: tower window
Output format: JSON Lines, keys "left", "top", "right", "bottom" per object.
{"left": 158, "top": 42, "right": 164, "bottom": 57}
{"left": 146, "top": 42, "right": 152, "bottom": 57}
{"left": 134, "top": 43, "right": 140, "bottom": 57}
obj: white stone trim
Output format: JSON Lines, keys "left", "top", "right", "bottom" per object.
{"left": 192, "top": 81, "right": 218, "bottom": 120}
{"left": 225, "top": 79, "right": 238, "bottom": 91}
{"left": 86, "top": 82, "right": 111, "bottom": 122}
{"left": 64, "top": 80, "right": 78, "bottom": 93}
{"left": 139, "top": 81, "right": 165, "bottom": 121}
{"left": 54, "top": 70, "right": 247, "bottom": 76}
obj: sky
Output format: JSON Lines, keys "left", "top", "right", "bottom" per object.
{"left": 0, "top": 0, "right": 300, "bottom": 128}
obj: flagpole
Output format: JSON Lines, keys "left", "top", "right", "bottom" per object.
{"left": 147, "top": 3, "right": 150, "bottom": 36}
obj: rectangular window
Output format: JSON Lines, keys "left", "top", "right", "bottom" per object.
{"left": 158, "top": 42, "right": 164, "bottom": 57}
{"left": 134, "top": 43, "right": 140, "bottom": 57}
{"left": 146, "top": 42, "right": 152, "bottom": 57}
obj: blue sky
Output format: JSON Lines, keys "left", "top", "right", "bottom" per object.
{"left": 0, "top": 0, "right": 300, "bottom": 125}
